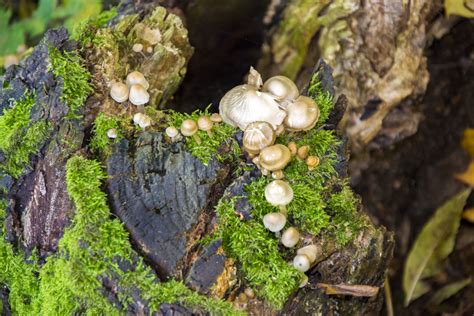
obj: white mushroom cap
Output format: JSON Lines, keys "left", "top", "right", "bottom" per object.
{"left": 264, "top": 180, "right": 294, "bottom": 206}
{"left": 129, "top": 84, "right": 150, "bottom": 106}
{"left": 132, "top": 43, "right": 144, "bottom": 52}
{"left": 126, "top": 71, "right": 149, "bottom": 90}
{"left": 219, "top": 84, "right": 287, "bottom": 130}
{"left": 243, "top": 121, "right": 276, "bottom": 155}
{"left": 259, "top": 144, "right": 292, "bottom": 171}
{"left": 180, "top": 119, "right": 198, "bottom": 136}
{"left": 107, "top": 128, "right": 118, "bottom": 139}
{"left": 262, "top": 75, "right": 299, "bottom": 103}
{"left": 284, "top": 96, "right": 320, "bottom": 131}
{"left": 166, "top": 126, "right": 179, "bottom": 138}
{"left": 293, "top": 254, "right": 311, "bottom": 272}
{"left": 210, "top": 113, "right": 222, "bottom": 123}
{"left": 262, "top": 212, "right": 286, "bottom": 232}
{"left": 197, "top": 116, "right": 213, "bottom": 132}
{"left": 133, "top": 113, "right": 152, "bottom": 129}
{"left": 296, "top": 244, "right": 321, "bottom": 263}
{"left": 110, "top": 82, "right": 129, "bottom": 103}
{"left": 281, "top": 227, "right": 300, "bottom": 248}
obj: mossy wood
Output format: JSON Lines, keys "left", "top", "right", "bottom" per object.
{"left": 0, "top": 4, "right": 393, "bottom": 315}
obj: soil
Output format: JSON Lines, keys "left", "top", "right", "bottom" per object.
{"left": 352, "top": 18, "right": 474, "bottom": 315}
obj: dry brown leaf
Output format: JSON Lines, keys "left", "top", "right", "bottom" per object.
{"left": 455, "top": 161, "right": 474, "bottom": 186}
{"left": 316, "top": 283, "right": 379, "bottom": 297}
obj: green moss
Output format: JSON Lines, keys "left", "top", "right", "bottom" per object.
{"left": 167, "top": 107, "right": 241, "bottom": 165}
{"left": 215, "top": 198, "right": 302, "bottom": 309}
{"left": 73, "top": 7, "right": 118, "bottom": 46}
{"left": 48, "top": 47, "right": 93, "bottom": 120}
{"left": 90, "top": 113, "right": 125, "bottom": 157}
{"left": 0, "top": 93, "right": 51, "bottom": 178}
{"left": 306, "top": 72, "right": 334, "bottom": 128}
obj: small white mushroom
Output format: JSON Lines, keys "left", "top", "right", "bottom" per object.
{"left": 264, "top": 180, "right": 294, "bottom": 214}
{"left": 129, "top": 84, "right": 150, "bottom": 106}
{"left": 107, "top": 128, "right": 118, "bottom": 139}
{"left": 210, "top": 113, "right": 222, "bottom": 123}
{"left": 281, "top": 227, "right": 300, "bottom": 248}
{"left": 197, "top": 116, "right": 214, "bottom": 137}
{"left": 243, "top": 121, "right": 276, "bottom": 155}
{"left": 133, "top": 113, "right": 152, "bottom": 129}
{"left": 165, "top": 126, "right": 180, "bottom": 142}
{"left": 126, "top": 71, "right": 149, "bottom": 90}
{"left": 181, "top": 119, "right": 201, "bottom": 144}
{"left": 262, "top": 212, "right": 286, "bottom": 232}
{"left": 262, "top": 75, "right": 299, "bottom": 105}
{"left": 293, "top": 254, "right": 311, "bottom": 272}
{"left": 296, "top": 244, "right": 321, "bottom": 264}
{"left": 284, "top": 96, "right": 320, "bottom": 131}
{"left": 110, "top": 82, "right": 129, "bottom": 103}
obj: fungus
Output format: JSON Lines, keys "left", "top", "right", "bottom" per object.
{"left": 219, "top": 84, "right": 287, "bottom": 130}
{"left": 180, "top": 119, "right": 201, "bottom": 144}
{"left": 262, "top": 212, "right": 286, "bottom": 232}
{"left": 210, "top": 113, "right": 223, "bottom": 123}
{"left": 264, "top": 180, "right": 294, "bottom": 213}
{"left": 281, "top": 227, "right": 300, "bottom": 248}
{"left": 166, "top": 126, "right": 180, "bottom": 142}
{"left": 284, "top": 96, "right": 320, "bottom": 131}
{"left": 133, "top": 113, "right": 152, "bottom": 129}
{"left": 243, "top": 121, "right": 276, "bottom": 155}
{"left": 259, "top": 144, "right": 292, "bottom": 172}
{"left": 107, "top": 128, "right": 118, "bottom": 139}
{"left": 247, "top": 66, "right": 263, "bottom": 89}
{"left": 297, "top": 145, "right": 310, "bottom": 160}
{"left": 197, "top": 116, "right": 214, "bottom": 137}
{"left": 296, "top": 244, "right": 321, "bottom": 264}
{"left": 293, "top": 254, "right": 310, "bottom": 272}
{"left": 132, "top": 43, "right": 144, "bottom": 52}
{"left": 146, "top": 46, "right": 153, "bottom": 53}
{"left": 306, "top": 156, "right": 320, "bottom": 170}
{"left": 287, "top": 141, "right": 297, "bottom": 156}
{"left": 272, "top": 170, "right": 284, "bottom": 180}
{"left": 110, "top": 82, "right": 129, "bottom": 103}
{"left": 129, "top": 84, "right": 150, "bottom": 106}
{"left": 126, "top": 71, "right": 150, "bottom": 90}
{"left": 262, "top": 75, "right": 299, "bottom": 104}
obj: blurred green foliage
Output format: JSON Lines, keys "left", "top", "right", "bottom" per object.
{"left": 0, "top": 0, "right": 102, "bottom": 55}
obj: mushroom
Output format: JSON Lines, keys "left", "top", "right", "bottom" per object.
{"left": 296, "top": 244, "right": 321, "bottom": 264}
{"left": 299, "top": 275, "right": 309, "bottom": 288}
{"left": 146, "top": 46, "right": 153, "bottom": 53}
{"left": 262, "top": 75, "right": 299, "bottom": 104}
{"left": 129, "top": 84, "right": 150, "bottom": 106}
{"left": 142, "top": 26, "right": 161, "bottom": 45}
{"left": 275, "top": 124, "right": 285, "bottom": 136}
{"left": 264, "top": 180, "right": 294, "bottom": 213}
{"left": 133, "top": 113, "right": 152, "bottom": 129}
{"left": 132, "top": 43, "right": 143, "bottom": 52}
{"left": 243, "top": 121, "right": 276, "bottom": 155}
{"left": 284, "top": 96, "right": 320, "bottom": 132}
{"left": 126, "top": 71, "right": 149, "bottom": 90}
{"left": 293, "top": 254, "right": 311, "bottom": 272}
{"left": 197, "top": 116, "right": 214, "bottom": 137}
{"left": 281, "top": 227, "right": 300, "bottom": 248}
{"left": 247, "top": 66, "right": 263, "bottom": 89}
{"left": 262, "top": 212, "right": 286, "bottom": 232}
{"left": 165, "top": 126, "right": 180, "bottom": 142}
{"left": 271, "top": 170, "right": 284, "bottom": 180}
{"left": 259, "top": 144, "right": 292, "bottom": 172}
{"left": 210, "top": 113, "right": 222, "bottom": 123}
{"left": 219, "top": 84, "right": 287, "bottom": 130}
{"left": 107, "top": 128, "right": 118, "bottom": 139}
{"left": 180, "top": 119, "right": 201, "bottom": 144}
{"left": 306, "top": 156, "right": 319, "bottom": 170}
{"left": 110, "top": 82, "right": 129, "bottom": 103}
{"left": 287, "top": 142, "right": 298, "bottom": 156}
{"left": 297, "top": 145, "right": 309, "bottom": 160}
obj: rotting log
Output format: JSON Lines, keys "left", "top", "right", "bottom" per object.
{"left": 0, "top": 3, "right": 394, "bottom": 315}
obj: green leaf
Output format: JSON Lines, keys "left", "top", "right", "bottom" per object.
{"left": 428, "top": 278, "right": 471, "bottom": 306}
{"left": 445, "top": 0, "right": 474, "bottom": 18}
{"left": 403, "top": 188, "right": 471, "bottom": 306}
{"left": 0, "top": 9, "right": 26, "bottom": 55}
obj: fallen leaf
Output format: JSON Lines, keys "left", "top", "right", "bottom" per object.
{"left": 445, "top": 0, "right": 474, "bottom": 18}
{"left": 427, "top": 278, "right": 471, "bottom": 306}
{"left": 316, "top": 283, "right": 379, "bottom": 297}
{"left": 455, "top": 162, "right": 474, "bottom": 186}
{"left": 461, "top": 129, "right": 474, "bottom": 158}
{"left": 403, "top": 189, "right": 471, "bottom": 306}
{"left": 462, "top": 208, "right": 474, "bottom": 223}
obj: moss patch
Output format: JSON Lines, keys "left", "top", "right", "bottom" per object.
{"left": 0, "top": 93, "right": 50, "bottom": 178}
{"left": 73, "top": 7, "right": 118, "bottom": 46}
{"left": 48, "top": 47, "right": 93, "bottom": 120}
{"left": 90, "top": 113, "right": 126, "bottom": 157}
{"left": 167, "top": 107, "right": 241, "bottom": 165}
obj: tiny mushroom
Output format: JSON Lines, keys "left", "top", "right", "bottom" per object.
{"left": 247, "top": 66, "right": 263, "bottom": 89}
{"left": 275, "top": 124, "right": 285, "bottom": 136}
{"left": 262, "top": 75, "right": 299, "bottom": 105}
{"left": 243, "top": 121, "right": 276, "bottom": 155}
{"left": 133, "top": 113, "right": 152, "bottom": 129}
{"left": 210, "top": 113, "right": 223, "bottom": 123}
{"left": 262, "top": 212, "right": 286, "bottom": 232}
{"left": 259, "top": 144, "right": 292, "bottom": 172}
{"left": 129, "top": 84, "right": 150, "bottom": 106}
{"left": 180, "top": 119, "right": 201, "bottom": 144}
{"left": 107, "top": 128, "right": 118, "bottom": 139}
{"left": 293, "top": 254, "right": 311, "bottom": 272}
{"left": 110, "top": 82, "right": 129, "bottom": 103}
{"left": 271, "top": 170, "right": 284, "bottom": 180}
{"left": 297, "top": 145, "right": 310, "bottom": 160}
{"left": 132, "top": 43, "right": 144, "bottom": 52}
{"left": 306, "top": 156, "right": 320, "bottom": 170}
{"left": 126, "top": 71, "right": 150, "bottom": 90}
{"left": 264, "top": 179, "right": 294, "bottom": 213}
{"left": 296, "top": 244, "right": 321, "bottom": 264}
{"left": 165, "top": 126, "right": 180, "bottom": 142}
{"left": 284, "top": 96, "right": 320, "bottom": 132}
{"left": 197, "top": 116, "right": 214, "bottom": 137}
{"left": 287, "top": 142, "right": 298, "bottom": 156}
{"left": 281, "top": 227, "right": 300, "bottom": 248}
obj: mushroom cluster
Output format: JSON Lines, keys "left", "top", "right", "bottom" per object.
{"left": 165, "top": 113, "right": 223, "bottom": 144}
{"left": 110, "top": 71, "right": 150, "bottom": 107}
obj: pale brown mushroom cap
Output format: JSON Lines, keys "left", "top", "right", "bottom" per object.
{"left": 262, "top": 212, "right": 286, "bottom": 232}
{"left": 166, "top": 126, "right": 179, "bottom": 138}
{"left": 287, "top": 142, "right": 298, "bottom": 155}
{"left": 210, "top": 113, "right": 222, "bottom": 123}
{"left": 126, "top": 71, "right": 150, "bottom": 90}
{"left": 243, "top": 121, "right": 276, "bottom": 155}
{"left": 297, "top": 145, "right": 310, "bottom": 160}
{"left": 259, "top": 144, "right": 292, "bottom": 171}
{"left": 197, "top": 116, "right": 213, "bottom": 132}
{"left": 110, "top": 82, "right": 129, "bottom": 103}
{"left": 129, "top": 84, "right": 150, "bottom": 106}
{"left": 296, "top": 244, "right": 321, "bottom": 263}
{"left": 264, "top": 180, "right": 294, "bottom": 206}
{"left": 284, "top": 96, "right": 320, "bottom": 131}
{"left": 293, "top": 254, "right": 311, "bottom": 272}
{"left": 132, "top": 43, "right": 144, "bottom": 52}
{"left": 262, "top": 75, "right": 299, "bottom": 103}
{"left": 281, "top": 227, "right": 300, "bottom": 248}
{"left": 306, "top": 156, "right": 320, "bottom": 170}
{"left": 180, "top": 119, "right": 198, "bottom": 136}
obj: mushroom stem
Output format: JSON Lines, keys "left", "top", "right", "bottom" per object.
{"left": 193, "top": 134, "right": 202, "bottom": 144}
{"left": 206, "top": 130, "right": 213, "bottom": 138}
{"left": 279, "top": 205, "right": 288, "bottom": 216}
{"left": 137, "top": 104, "right": 145, "bottom": 113}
